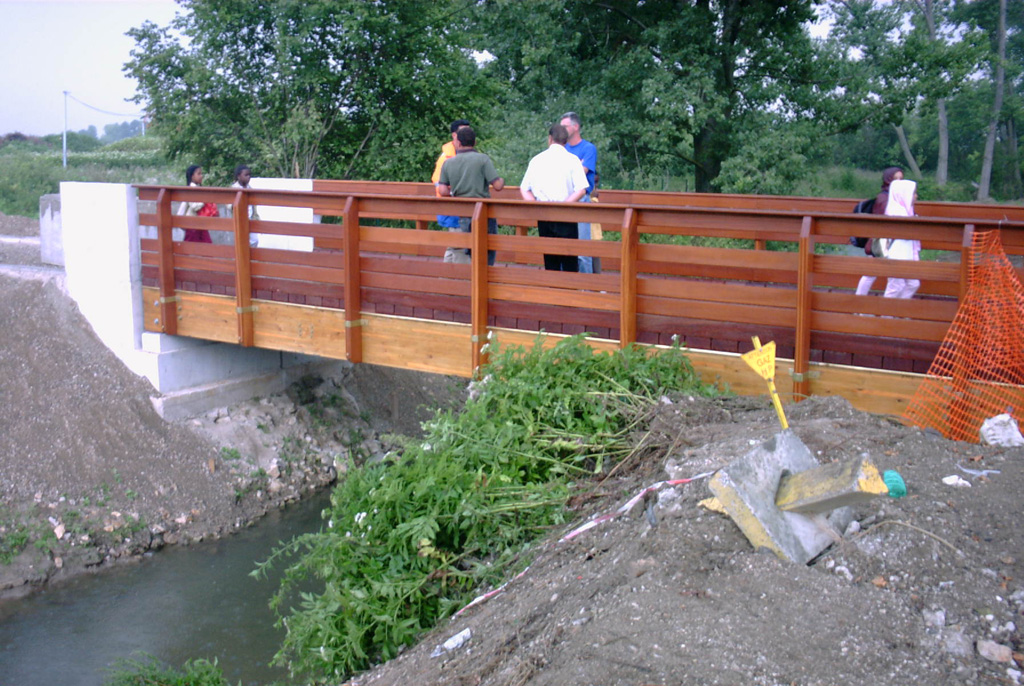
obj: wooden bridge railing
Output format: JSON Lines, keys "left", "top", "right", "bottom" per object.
{"left": 135, "top": 182, "right": 1024, "bottom": 415}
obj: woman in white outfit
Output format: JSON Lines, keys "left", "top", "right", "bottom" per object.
{"left": 881, "top": 178, "right": 920, "bottom": 299}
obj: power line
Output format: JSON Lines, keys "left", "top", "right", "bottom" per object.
{"left": 65, "top": 92, "right": 144, "bottom": 119}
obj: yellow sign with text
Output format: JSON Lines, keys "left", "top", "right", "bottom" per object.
{"left": 743, "top": 337, "right": 788, "bottom": 430}
{"left": 741, "top": 340, "right": 776, "bottom": 381}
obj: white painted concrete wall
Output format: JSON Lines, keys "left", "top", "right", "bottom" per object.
{"left": 249, "top": 177, "right": 315, "bottom": 251}
{"left": 58, "top": 181, "right": 332, "bottom": 418}
{"left": 39, "top": 194, "right": 63, "bottom": 266}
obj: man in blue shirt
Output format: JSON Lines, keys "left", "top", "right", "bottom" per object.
{"left": 560, "top": 112, "right": 598, "bottom": 273}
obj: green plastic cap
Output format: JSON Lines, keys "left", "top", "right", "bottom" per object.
{"left": 883, "top": 470, "right": 907, "bottom": 498}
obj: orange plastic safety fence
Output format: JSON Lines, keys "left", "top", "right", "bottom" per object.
{"left": 903, "top": 230, "right": 1024, "bottom": 442}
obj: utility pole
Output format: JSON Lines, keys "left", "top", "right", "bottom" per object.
{"left": 62, "top": 90, "right": 68, "bottom": 169}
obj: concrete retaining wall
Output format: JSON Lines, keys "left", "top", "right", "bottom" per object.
{"left": 57, "top": 181, "right": 331, "bottom": 419}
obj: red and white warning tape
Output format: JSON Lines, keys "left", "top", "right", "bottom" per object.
{"left": 558, "top": 471, "right": 714, "bottom": 543}
{"left": 452, "top": 470, "right": 713, "bottom": 617}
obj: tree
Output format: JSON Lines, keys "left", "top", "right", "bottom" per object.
{"left": 101, "top": 120, "right": 144, "bottom": 144}
{"left": 125, "top": 0, "right": 498, "bottom": 182}
{"left": 476, "top": 0, "right": 823, "bottom": 192}
{"left": 824, "top": 0, "right": 983, "bottom": 181}
{"left": 977, "top": 0, "right": 1008, "bottom": 200}
{"left": 958, "top": 0, "right": 1024, "bottom": 200}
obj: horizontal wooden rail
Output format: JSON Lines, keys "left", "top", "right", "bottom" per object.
{"left": 135, "top": 182, "right": 1024, "bottom": 416}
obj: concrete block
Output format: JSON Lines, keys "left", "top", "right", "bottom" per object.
{"left": 141, "top": 331, "right": 214, "bottom": 354}
{"left": 151, "top": 358, "right": 345, "bottom": 421}
{"left": 775, "top": 455, "right": 888, "bottom": 514}
{"left": 148, "top": 341, "right": 285, "bottom": 394}
{"left": 39, "top": 194, "right": 62, "bottom": 266}
{"left": 709, "top": 431, "right": 839, "bottom": 564}
{"left": 152, "top": 370, "right": 293, "bottom": 422}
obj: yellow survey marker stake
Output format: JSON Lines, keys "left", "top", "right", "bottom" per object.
{"left": 742, "top": 336, "right": 789, "bottom": 430}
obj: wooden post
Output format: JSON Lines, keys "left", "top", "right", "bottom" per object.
{"left": 619, "top": 208, "right": 638, "bottom": 348}
{"left": 793, "top": 216, "right": 814, "bottom": 402}
{"left": 155, "top": 188, "right": 178, "bottom": 336}
{"left": 959, "top": 224, "right": 975, "bottom": 302}
{"left": 343, "top": 196, "right": 363, "bottom": 363}
{"left": 415, "top": 219, "right": 429, "bottom": 256}
{"left": 232, "top": 190, "right": 255, "bottom": 346}
{"left": 470, "top": 202, "right": 489, "bottom": 371}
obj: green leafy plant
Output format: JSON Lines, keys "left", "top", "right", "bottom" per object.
{"left": 220, "top": 447, "right": 242, "bottom": 462}
{"left": 256, "top": 334, "right": 717, "bottom": 682}
{"left": 103, "top": 655, "right": 234, "bottom": 686}
{"left": 0, "top": 514, "right": 31, "bottom": 565}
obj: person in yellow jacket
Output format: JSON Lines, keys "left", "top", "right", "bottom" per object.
{"left": 432, "top": 119, "right": 470, "bottom": 263}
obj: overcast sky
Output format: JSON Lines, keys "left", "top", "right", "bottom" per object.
{"left": 0, "top": 0, "right": 178, "bottom": 137}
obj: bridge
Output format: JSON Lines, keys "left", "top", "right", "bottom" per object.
{"left": 131, "top": 180, "right": 1024, "bottom": 418}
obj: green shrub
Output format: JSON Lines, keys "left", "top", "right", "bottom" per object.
{"left": 0, "top": 143, "right": 177, "bottom": 217}
{"left": 256, "top": 335, "right": 717, "bottom": 682}
{"left": 104, "top": 656, "right": 233, "bottom": 686}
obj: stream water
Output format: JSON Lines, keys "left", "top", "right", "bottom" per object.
{"left": 0, "top": 489, "right": 332, "bottom": 686}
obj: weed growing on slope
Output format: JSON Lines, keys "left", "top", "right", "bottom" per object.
{"left": 255, "top": 335, "right": 718, "bottom": 682}
{"left": 103, "top": 655, "right": 232, "bottom": 686}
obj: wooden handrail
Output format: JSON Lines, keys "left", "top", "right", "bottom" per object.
{"left": 135, "top": 182, "right": 1024, "bottom": 410}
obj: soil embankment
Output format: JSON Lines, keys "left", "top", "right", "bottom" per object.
{"left": 0, "top": 210, "right": 463, "bottom": 598}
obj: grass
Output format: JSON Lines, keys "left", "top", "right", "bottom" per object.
{"left": 0, "top": 134, "right": 177, "bottom": 217}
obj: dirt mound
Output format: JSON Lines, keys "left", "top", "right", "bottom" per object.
{"left": 351, "top": 396, "right": 1024, "bottom": 686}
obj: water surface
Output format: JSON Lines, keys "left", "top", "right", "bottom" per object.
{"left": 0, "top": 490, "right": 331, "bottom": 686}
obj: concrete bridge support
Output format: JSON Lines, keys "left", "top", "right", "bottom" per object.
{"left": 54, "top": 181, "right": 334, "bottom": 421}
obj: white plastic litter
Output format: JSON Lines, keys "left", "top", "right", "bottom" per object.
{"left": 942, "top": 475, "right": 972, "bottom": 488}
{"left": 979, "top": 413, "right": 1024, "bottom": 447}
{"left": 431, "top": 628, "right": 471, "bottom": 658}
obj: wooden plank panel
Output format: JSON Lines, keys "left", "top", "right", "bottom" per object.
{"left": 802, "top": 364, "right": 925, "bottom": 416}
{"left": 638, "top": 294, "right": 796, "bottom": 327}
{"left": 639, "top": 278, "right": 796, "bottom": 307}
{"left": 362, "top": 270, "right": 471, "bottom": 297}
{"left": 489, "top": 283, "right": 619, "bottom": 310}
{"left": 252, "top": 246, "right": 344, "bottom": 268}
{"left": 814, "top": 290, "right": 958, "bottom": 320}
{"left": 813, "top": 310, "right": 951, "bottom": 342}
{"left": 363, "top": 287, "right": 470, "bottom": 314}
{"left": 361, "top": 255, "right": 469, "bottom": 278}
{"left": 636, "top": 260, "right": 797, "bottom": 285}
{"left": 141, "top": 289, "right": 237, "bottom": 343}
{"left": 636, "top": 242, "right": 798, "bottom": 271}
{"left": 251, "top": 300, "right": 347, "bottom": 357}
{"left": 491, "top": 267, "right": 619, "bottom": 293}
{"left": 816, "top": 254, "right": 961, "bottom": 281}
{"left": 252, "top": 261, "right": 345, "bottom": 285}
{"left": 361, "top": 315, "right": 474, "bottom": 377}
{"left": 141, "top": 288, "right": 926, "bottom": 416}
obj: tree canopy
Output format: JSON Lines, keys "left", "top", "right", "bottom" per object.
{"left": 125, "top": 0, "right": 498, "bottom": 183}
{"left": 126, "top": 0, "right": 1023, "bottom": 200}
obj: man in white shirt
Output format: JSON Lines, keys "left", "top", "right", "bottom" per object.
{"left": 519, "top": 124, "right": 589, "bottom": 271}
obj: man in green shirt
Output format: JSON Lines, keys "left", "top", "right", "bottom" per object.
{"left": 438, "top": 126, "right": 504, "bottom": 265}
